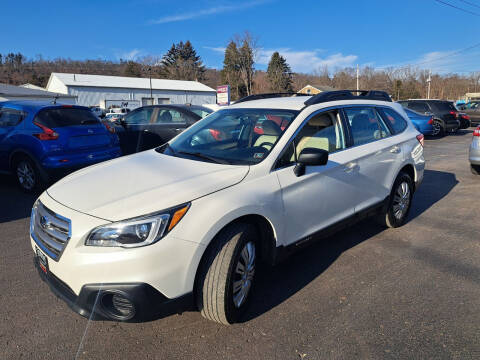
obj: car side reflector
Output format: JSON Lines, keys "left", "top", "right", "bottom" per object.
{"left": 168, "top": 205, "right": 189, "bottom": 231}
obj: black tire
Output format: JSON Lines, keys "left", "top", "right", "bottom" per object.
{"left": 471, "top": 164, "right": 480, "bottom": 175}
{"left": 196, "top": 223, "right": 257, "bottom": 325}
{"left": 13, "top": 156, "right": 45, "bottom": 193}
{"left": 432, "top": 120, "right": 445, "bottom": 137}
{"left": 378, "top": 172, "right": 414, "bottom": 228}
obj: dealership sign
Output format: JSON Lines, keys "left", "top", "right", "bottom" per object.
{"left": 217, "top": 85, "right": 230, "bottom": 106}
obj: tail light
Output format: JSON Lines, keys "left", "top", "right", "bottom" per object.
{"left": 102, "top": 121, "right": 115, "bottom": 134}
{"left": 416, "top": 134, "right": 424, "bottom": 147}
{"left": 428, "top": 116, "right": 434, "bottom": 125}
{"left": 449, "top": 111, "right": 458, "bottom": 118}
{"left": 461, "top": 114, "right": 470, "bottom": 120}
{"left": 474, "top": 127, "right": 480, "bottom": 137}
{"left": 33, "top": 122, "right": 59, "bottom": 140}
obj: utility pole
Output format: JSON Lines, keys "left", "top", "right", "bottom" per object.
{"left": 356, "top": 64, "right": 359, "bottom": 91}
{"left": 427, "top": 70, "right": 431, "bottom": 99}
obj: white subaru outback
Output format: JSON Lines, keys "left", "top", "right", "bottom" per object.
{"left": 30, "top": 90, "right": 425, "bottom": 324}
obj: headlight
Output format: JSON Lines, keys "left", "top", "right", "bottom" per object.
{"left": 86, "top": 203, "right": 190, "bottom": 248}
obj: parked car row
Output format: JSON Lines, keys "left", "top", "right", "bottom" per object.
{"left": 456, "top": 101, "right": 480, "bottom": 126}
{"left": 398, "top": 99, "right": 471, "bottom": 136}
{"left": 0, "top": 101, "right": 212, "bottom": 192}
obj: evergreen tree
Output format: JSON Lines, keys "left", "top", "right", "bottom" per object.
{"left": 266, "top": 52, "right": 293, "bottom": 93}
{"left": 221, "top": 41, "right": 246, "bottom": 100}
{"left": 160, "top": 41, "right": 205, "bottom": 81}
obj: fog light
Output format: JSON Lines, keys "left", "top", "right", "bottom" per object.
{"left": 100, "top": 291, "right": 136, "bottom": 320}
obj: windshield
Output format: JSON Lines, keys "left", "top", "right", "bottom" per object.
{"left": 157, "top": 108, "right": 298, "bottom": 165}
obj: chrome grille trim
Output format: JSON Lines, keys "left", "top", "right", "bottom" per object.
{"left": 30, "top": 201, "right": 72, "bottom": 261}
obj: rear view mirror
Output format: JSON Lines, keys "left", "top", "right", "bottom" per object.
{"left": 294, "top": 148, "right": 329, "bottom": 177}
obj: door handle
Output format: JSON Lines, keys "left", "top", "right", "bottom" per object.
{"left": 143, "top": 129, "right": 150, "bottom": 132}
{"left": 174, "top": 128, "right": 183, "bottom": 132}
{"left": 390, "top": 146, "right": 401, "bottom": 154}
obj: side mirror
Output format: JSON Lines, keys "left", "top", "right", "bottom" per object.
{"left": 294, "top": 148, "right": 329, "bottom": 177}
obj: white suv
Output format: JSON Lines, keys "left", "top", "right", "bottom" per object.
{"left": 30, "top": 90, "right": 425, "bottom": 324}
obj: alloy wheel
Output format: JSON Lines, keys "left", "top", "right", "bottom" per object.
{"left": 392, "top": 181, "right": 411, "bottom": 220}
{"left": 432, "top": 121, "right": 441, "bottom": 136}
{"left": 17, "top": 161, "right": 35, "bottom": 191}
{"left": 232, "top": 241, "right": 256, "bottom": 308}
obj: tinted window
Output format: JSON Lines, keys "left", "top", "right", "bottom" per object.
{"left": 35, "top": 108, "right": 99, "bottom": 128}
{"left": 344, "top": 107, "right": 391, "bottom": 146}
{"left": 407, "top": 102, "right": 430, "bottom": 113}
{"left": 380, "top": 108, "right": 408, "bottom": 134}
{"left": 124, "top": 108, "right": 153, "bottom": 124}
{"left": 277, "top": 109, "right": 345, "bottom": 168}
{"left": 155, "top": 109, "right": 193, "bottom": 124}
{"left": 430, "top": 101, "right": 456, "bottom": 112}
{"left": 0, "top": 108, "right": 24, "bottom": 127}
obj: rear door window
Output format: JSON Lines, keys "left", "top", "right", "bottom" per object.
{"left": 0, "top": 108, "right": 25, "bottom": 127}
{"left": 344, "top": 107, "right": 391, "bottom": 146}
{"left": 123, "top": 108, "right": 153, "bottom": 124}
{"left": 35, "top": 107, "right": 100, "bottom": 128}
{"left": 154, "top": 109, "right": 194, "bottom": 124}
{"left": 379, "top": 107, "right": 408, "bottom": 134}
{"left": 407, "top": 102, "right": 429, "bottom": 113}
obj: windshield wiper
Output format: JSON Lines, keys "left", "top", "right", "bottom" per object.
{"left": 176, "top": 151, "right": 230, "bottom": 164}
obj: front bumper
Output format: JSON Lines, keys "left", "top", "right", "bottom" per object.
{"left": 34, "top": 257, "right": 193, "bottom": 321}
{"left": 31, "top": 193, "right": 205, "bottom": 320}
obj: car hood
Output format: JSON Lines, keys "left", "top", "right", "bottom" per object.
{"left": 47, "top": 150, "right": 249, "bottom": 221}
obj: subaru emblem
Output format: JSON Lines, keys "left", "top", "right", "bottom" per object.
{"left": 39, "top": 215, "right": 52, "bottom": 230}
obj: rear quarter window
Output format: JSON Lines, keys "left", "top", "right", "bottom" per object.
{"left": 35, "top": 108, "right": 100, "bottom": 128}
{"left": 0, "top": 108, "right": 25, "bottom": 127}
{"left": 430, "top": 101, "right": 456, "bottom": 112}
{"left": 379, "top": 107, "right": 408, "bottom": 134}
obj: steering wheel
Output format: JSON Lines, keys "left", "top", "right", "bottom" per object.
{"left": 258, "top": 142, "right": 274, "bottom": 149}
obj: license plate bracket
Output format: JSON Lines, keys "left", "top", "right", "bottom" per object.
{"left": 35, "top": 246, "right": 49, "bottom": 274}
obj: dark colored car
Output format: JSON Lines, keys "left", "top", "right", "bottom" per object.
{"left": 112, "top": 104, "right": 213, "bottom": 154}
{"left": 398, "top": 100, "right": 460, "bottom": 136}
{"left": 0, "top": 101, "right": 121, "bottom": 192}
{"left": 457, "top": 102, "right": 480, "bottom": 126}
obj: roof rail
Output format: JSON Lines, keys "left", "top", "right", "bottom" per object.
{"left": 235, "top": 92, "right": 310, "bottom": 104}
{"left": 304, "top": 90, "right": 392, "bottom": 106}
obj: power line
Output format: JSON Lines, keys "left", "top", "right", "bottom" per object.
{"left": 456, "top": 0, "right": 480, "bottom": 10}
{"left": 433, "top": 0, "right": 480, "bottom": 16}
{"left": 375, "top": 41, "right": 480, "bottom": 70}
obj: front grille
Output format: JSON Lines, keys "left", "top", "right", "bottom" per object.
{"left": 31, "top": 201, "right": 71, "bottom": 261}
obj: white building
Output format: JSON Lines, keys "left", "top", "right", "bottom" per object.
{"left": 46, "top": 73, "right": 217, "bottom": 109}
{"left": 0, "top": 83, "right": 76, "bottom": 104}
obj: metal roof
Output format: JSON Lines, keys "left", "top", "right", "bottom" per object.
{"left": 0, "top": 83, "right": 75, "bottom": 98}
{"left": 49, "top": 73, "right": 216, "bottom": 92}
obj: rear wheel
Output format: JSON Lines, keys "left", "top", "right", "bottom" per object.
{"left": 471, "top": 164, "right": 480, "bottom": 175}
{"left": 196, "top": 223, "right": 257, "bottom": 325}
{"left": 377, "top": 172, "right": 414, "bottom": 228}
{"left": 14, "top": 156, "right": 44, "bottom": 193}
{"left": 432, "top": 120, "right": 444, "bottom": 137}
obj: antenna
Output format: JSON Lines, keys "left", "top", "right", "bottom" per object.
{"left": 52, "top": 94, "right": 59, "bottom": 105}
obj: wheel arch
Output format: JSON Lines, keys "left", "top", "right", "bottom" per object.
{"left": 397, "top": 163, "right": 416, "bottom": 191}
{"left": 192, "top": 213, "right": 278, "bottom": 301}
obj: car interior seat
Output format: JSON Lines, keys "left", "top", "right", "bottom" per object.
{"left": 253, "top": 120, "right": 283, "bottom": 150}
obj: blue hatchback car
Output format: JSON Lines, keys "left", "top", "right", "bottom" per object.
{"left": 0, "top": 101, "right": 121, "bottom": 192}
{"left": 403, "top": 108, "right": 435, "bottom": 136}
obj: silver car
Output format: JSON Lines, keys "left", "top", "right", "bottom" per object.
{"left": 469, "top": 126, "right": 480, "bottom": 175}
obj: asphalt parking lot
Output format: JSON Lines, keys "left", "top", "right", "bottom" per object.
{"left": 1, "top": 131, "right": 479, "bottom": 360}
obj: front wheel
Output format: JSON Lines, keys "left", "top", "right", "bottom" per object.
{"left": 196, "top": 223, "right": 257, "bottom": 325}
{"left": 377, "top": 172, "right": 414, "bottom": 228}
